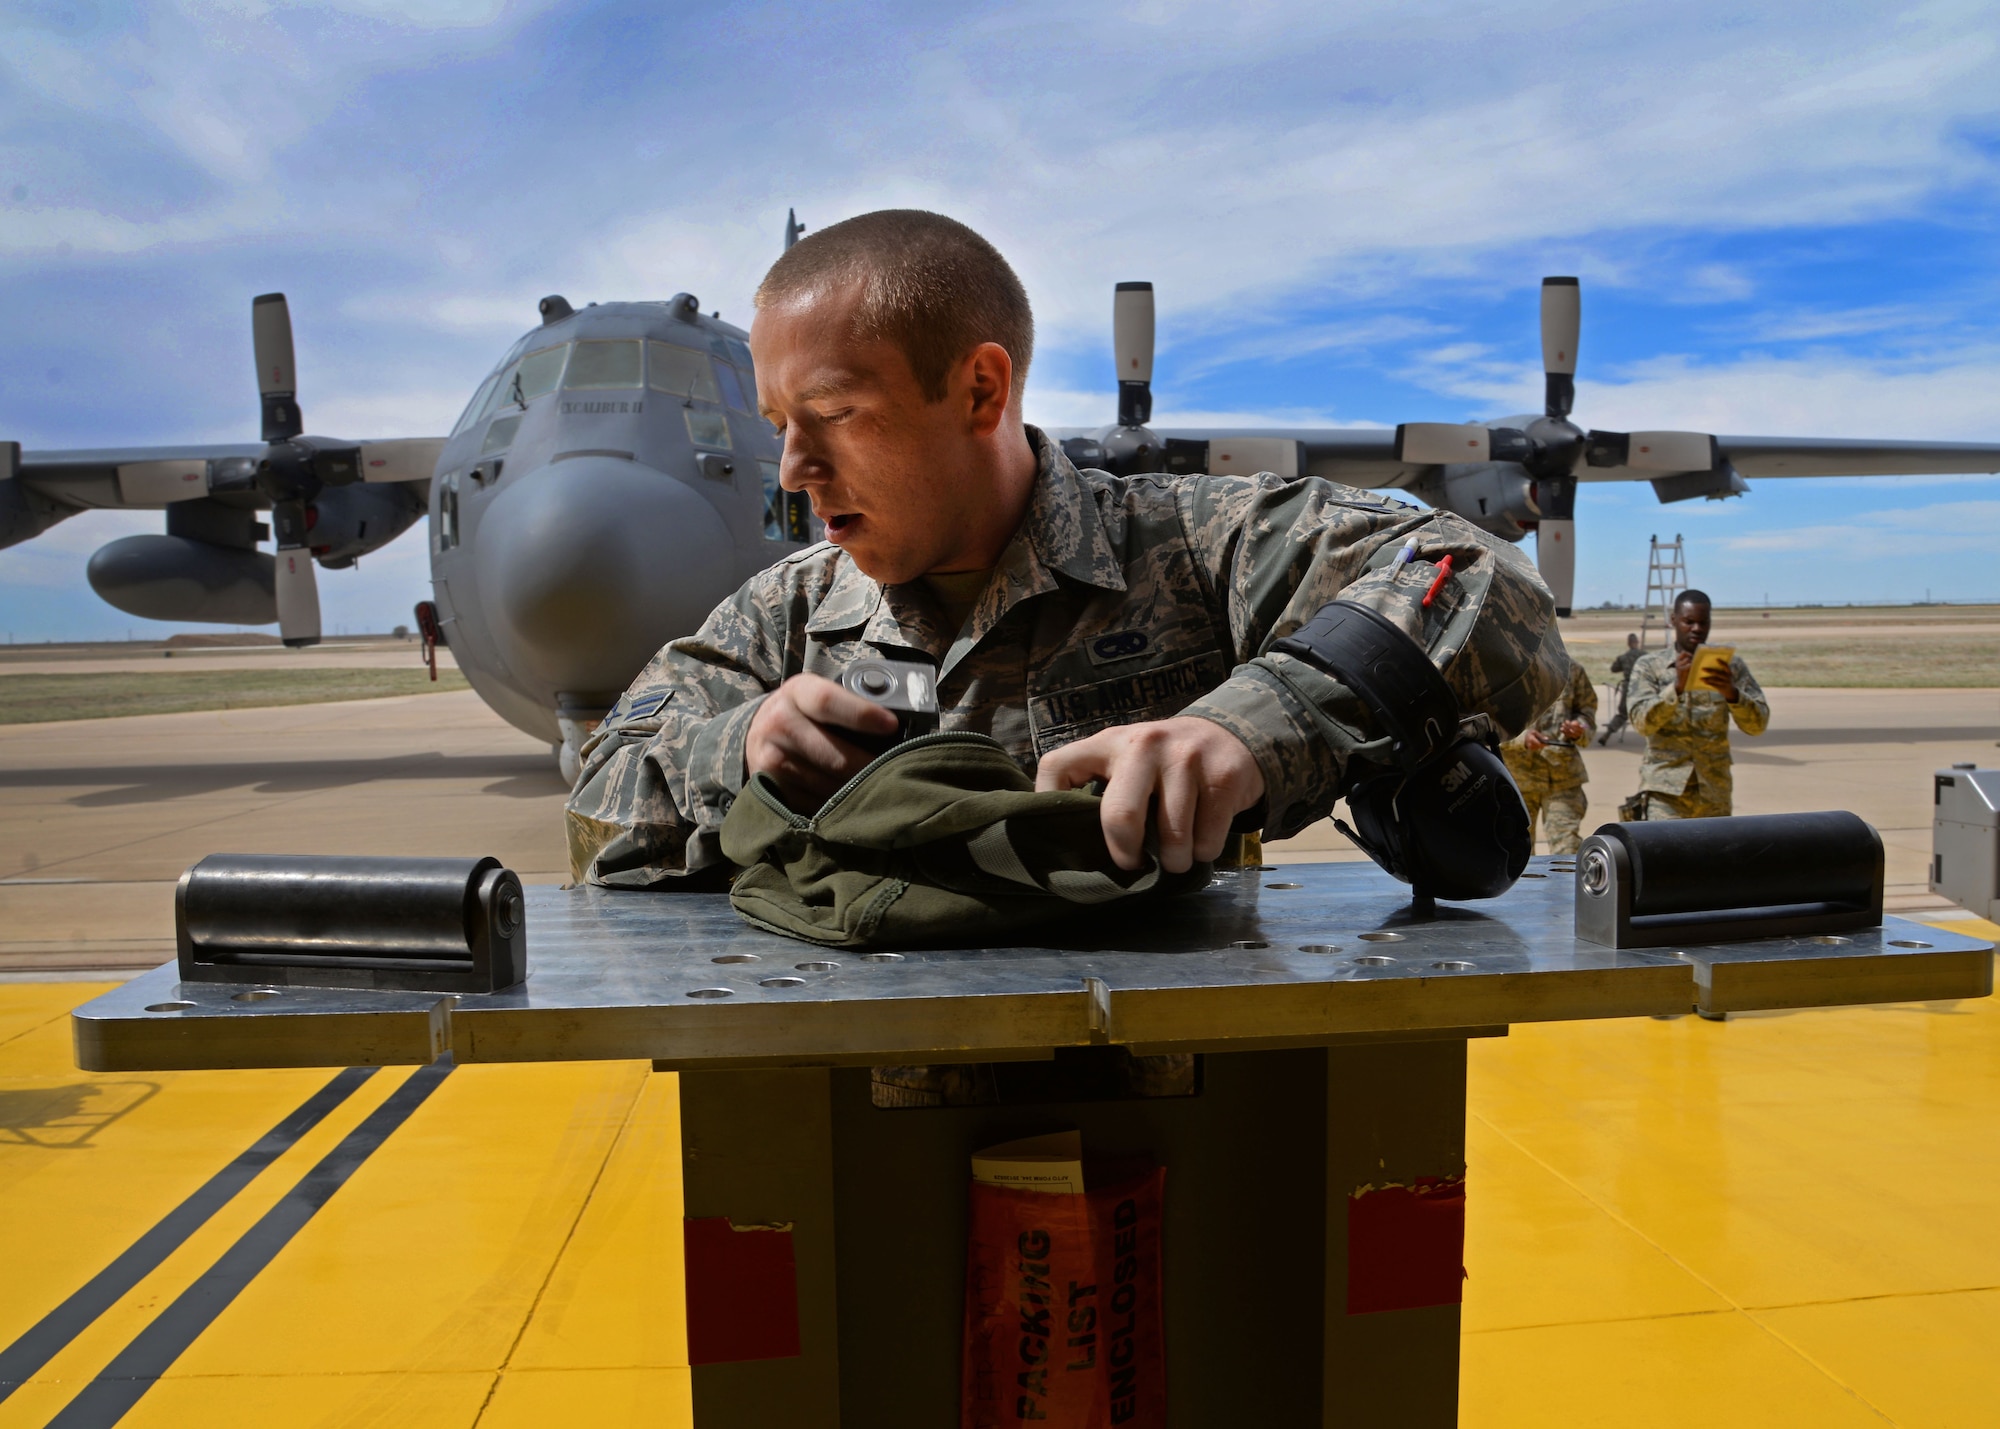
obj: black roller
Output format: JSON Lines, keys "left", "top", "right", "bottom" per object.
{"left": 176, "top": 854, "right": 526, "bottom": 993}
{"left": 1576, "top": 812, "right": 1883, "bottom": 949}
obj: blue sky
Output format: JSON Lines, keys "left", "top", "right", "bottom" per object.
{"left": 4, "top": 0, "right": 2000, "bottom": 639}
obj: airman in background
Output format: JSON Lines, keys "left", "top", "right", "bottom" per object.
{"left": 1500, "top": 657, "right": 1596, "bottom": 853}
{"left": 1625, "top": 588, "right": 1768, "bottom": 820}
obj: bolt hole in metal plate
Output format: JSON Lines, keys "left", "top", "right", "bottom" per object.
{"left": 230, "top": 989, "right": 282, "bottom": 1002}
{"left": 1230, "top": 940, "right": 1270, "bottom": 950}
{"left": 145, "top": 1001, "right": 196, "bottom": 1013}
{"left": 1265, "top": 882, "right": 1303, "bottom": 890}
{"left": 796, "top": 961, "right": 840, "bottom": 973}
{"left": 1519, "top": 872, "right": 1547, "bottom": 879}
{"left": 758, "top": 977, "right": 806, "bottom": 989}
{"left": 1888, "top": 939, "right": 1933, "bottom": 949}
{"left": 859, "top": 952, "right": 905, "bottom": 963}
{"left": 1297, "top": 944, "right": 1341, "bottom": 955}
{"left": 1810, "top": 935, "right": 1852, "bottom": 946}
{"left": 712, "top": 953, "right": 759, "bottom": 964}
{"left": 1358, "top": 931, "right": 1404, "bottom": 943}
{"left": 1352, "top": 955, "right": 1396, "bottom": 966}
{"left": 1431, "top": 961, "right": 1476, "bottom": 972}
{"left": 686, "top": 988, "right": 733, "bottom": 999}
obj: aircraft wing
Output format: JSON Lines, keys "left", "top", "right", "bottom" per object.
{"left": 8, "top": 443, "right": 269, "bottom": 511}
{"left": 1711, "top": 436, "right": 2000, "bottom": 479}
{"left": 1138, "top": 427, "right": 2000, "bottom": 485}
{"left": 1152, "top": 427, "right": 1421, "bottom": 486}
{"left": 5, "top": 438, "right": 446, "bottom": 511}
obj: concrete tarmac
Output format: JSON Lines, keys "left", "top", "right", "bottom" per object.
{"left": 1, "top": 683, "right": 1995, "bottom": 975}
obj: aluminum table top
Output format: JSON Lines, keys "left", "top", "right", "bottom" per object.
{"left": 72, "top": 858, "right": 1995, "bottom": 1072}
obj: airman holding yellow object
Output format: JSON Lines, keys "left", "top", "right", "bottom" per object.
{"left": 1625, "top": 589, "right": 1768, "bottom": 820}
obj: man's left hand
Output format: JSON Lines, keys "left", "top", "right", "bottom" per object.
{"left": 1035, "top": 717, "right": 1266, "bottom": 874}
{"left": 1698, "top": 664, "right": 1739, "bottom": 701}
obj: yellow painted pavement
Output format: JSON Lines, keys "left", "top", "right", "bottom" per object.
{"left": 1, "top": 928, "right": 1994, "bottom": 1426}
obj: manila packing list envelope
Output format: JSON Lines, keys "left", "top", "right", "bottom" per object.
{"left": 1687, "top": 645, "right": 1734, "bottom": 694}
{"left": 971, "top": 1130, "right": 1085, "bottom": 1195}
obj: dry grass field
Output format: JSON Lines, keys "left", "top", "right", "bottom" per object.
{"left": 0, "top": 604, "right": 1989, "bottom": 727}
{"left": 0, "top": 668, "right": 471, "bottom": 724}
{"left": 1559, "top": 604, "right": 2000, "bottom": 688}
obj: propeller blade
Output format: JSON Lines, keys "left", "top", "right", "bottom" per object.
{"left": 273, "top": 546, "right": 321, "bottom": 647}
{"left": 253, "top": 293, "right": 303, "bottom": 442}
{"left": 358, "top": 438, "right": 448, "bottom": 483}
{"left": 1529, "top": 474, "right": 1578, "bottom": 618}
{"left": 1396, "top": 423, "right": 1492, "bottom": 464}
{"left": 1114, "top": 282, "right": 1154, "bottom": 426}
{"left": 1541, "top": 277, "right": 1579, "bottom": 420}
{"left": 1535, "top": 520, "right": 1576, "bottom": 618}
{"left": 1587, "top": 430, "right": 1716, "bottom": 472}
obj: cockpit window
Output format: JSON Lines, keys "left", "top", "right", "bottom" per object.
{"left": 685, "top": 409, "right": 732, "bottom": 450}
{"left": 438, "top": 470, "right": 461, "bottom": 549}
{"left": 714, "top": 362, "right": 749, "bottom": 413}
{"left": 481, "top": 415, "right": 523, "bottom": 455}
{"left": 565, "top": 340, "right": 643, "bottom": 390}
{"left": 514, "top": 345, "right": 568, "bottom": 402}
{"left": 452, "top": 371, "right": 502, "bottom": 437}
{"left": 760, "top": 460, "right": 809, "bottom": 543}
{"left": 648, "top": 342, "right": 721, "bottom": 402}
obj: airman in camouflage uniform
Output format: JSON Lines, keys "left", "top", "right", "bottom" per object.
{"left": 566, "top": 429, "right": 1568, "bottom": 884}
{"left": 1625, "top": 591, "right": 1769, "bottom": 820}
{"left": 1500, "top": 658, "right": 1597, "bottom": 853}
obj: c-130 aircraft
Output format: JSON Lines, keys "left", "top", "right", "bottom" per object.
{"left": 6, "top": 214, "right": 2000, "bottom": 780}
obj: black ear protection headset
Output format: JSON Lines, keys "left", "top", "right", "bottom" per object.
{"left": 1270, "top": 600, "right": 1531, "bottom": 908}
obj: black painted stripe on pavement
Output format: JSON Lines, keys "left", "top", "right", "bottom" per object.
{"left": 45, "top": 1058, "right": 454, "bottom": 1429}
{"left": 0, "top": 1066, "right": 378, "bottom": 1402}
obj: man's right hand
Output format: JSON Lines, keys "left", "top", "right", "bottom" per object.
{"left": 1523, "top": 729, "right": 1548, "bottom": 752}
{"left": 1673, "top": 648, "right": 1693, "bottom": 693}
{"left": 745, "top": 673, "right": 901, "bottom": 809}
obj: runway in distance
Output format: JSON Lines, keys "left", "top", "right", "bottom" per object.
{"left": 7, "top": 214, "right": 2000, "bottom": 777}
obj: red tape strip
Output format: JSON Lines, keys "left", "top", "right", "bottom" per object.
{"left": 683, "top": 1217, "right": 802, "bottom": 1364}
{"left": 1345, "top": 1175, "right": 1467, "bottom": 1315}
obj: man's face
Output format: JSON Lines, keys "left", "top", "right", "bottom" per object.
{"left": 1670, "top": 600, "right": 1712, "bottom": 652}
{"left": 750, "top": 284, "right": 998, "bottom": 585}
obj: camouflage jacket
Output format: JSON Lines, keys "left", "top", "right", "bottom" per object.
{"left": 1500, "top": 659, "right": 1597, "bottom": 788}
{"left": 566, "top": 428, "right": 1567, "bottom": 885}
{"left": 1626, "top": 647, "right": 1769, "bottom": 799}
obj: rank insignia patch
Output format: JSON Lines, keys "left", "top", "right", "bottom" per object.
{"left": 1087, "top": 630, "right": 1152, "bottom": 665}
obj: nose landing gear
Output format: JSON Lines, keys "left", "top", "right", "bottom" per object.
{"left": 555, "top": 704, "right": 610, "bottom": 787}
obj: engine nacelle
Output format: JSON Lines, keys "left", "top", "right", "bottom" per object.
{"left": 1408, "top": 463, "right": 1542, "bottom": 541}
{"left": 308, "top": 481, "right": 426, "bottom": 568}
{"left": 87, "top": 535, "right": 277, "bottom": 625}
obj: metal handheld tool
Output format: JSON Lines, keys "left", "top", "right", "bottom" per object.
{"left": 176, "top": 853, "right": 527, "bottom": 993}
{"left": 840, "top": 656, "right": 941, "bottom": 753}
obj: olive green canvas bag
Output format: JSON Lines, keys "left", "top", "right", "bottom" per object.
{"left": 720, "top": 731, "right": 1211, "bottom": 947}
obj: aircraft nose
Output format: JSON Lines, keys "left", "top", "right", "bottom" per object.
{"left": 475, "top": 457, "right": 739, "bottom": 696}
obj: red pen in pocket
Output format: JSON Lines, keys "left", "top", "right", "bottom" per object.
{"left": 1421, "top": 554, "right": 1455, "bottom": 608}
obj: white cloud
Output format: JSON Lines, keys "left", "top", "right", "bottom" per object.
{"left": 1718, "top": 497, "right": 2000, "bottom": 557}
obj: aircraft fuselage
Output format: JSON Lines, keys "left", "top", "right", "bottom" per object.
{"left": 426, "top": 295, "right": 807, "bottom": 767}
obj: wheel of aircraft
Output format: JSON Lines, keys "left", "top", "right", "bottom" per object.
{"left": 6, "top": 220, "right": 2000, "bottom": 776}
